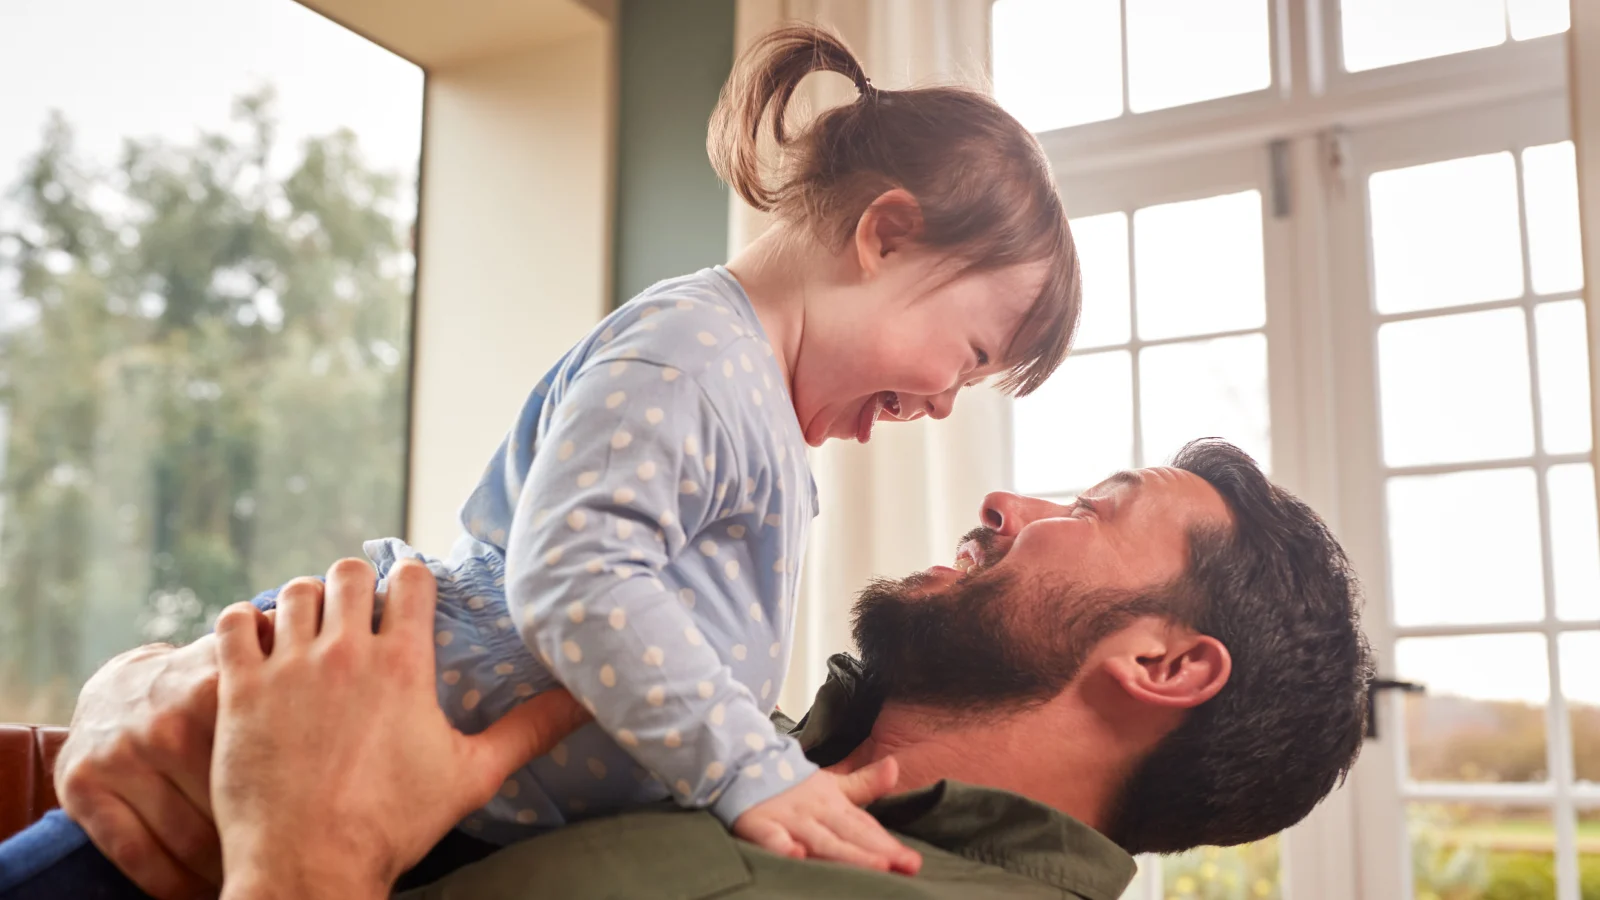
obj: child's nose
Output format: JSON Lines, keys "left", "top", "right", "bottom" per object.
{"left": 928, "top": 386, "right": 959, "bottom": 421}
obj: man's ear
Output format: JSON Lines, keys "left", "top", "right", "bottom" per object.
{"left": 1101, "top": 618, "right": 1231, "bottom": 711}
{"left": 853, "top": 188, "right": 923, "bottom": 275}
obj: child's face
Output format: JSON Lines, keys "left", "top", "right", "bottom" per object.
{"left": 790, "top": 253, "right": 1047, "bottom": 447}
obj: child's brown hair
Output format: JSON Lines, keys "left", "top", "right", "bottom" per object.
{"left": 708, "top": 23, "right": 1079, "bottom": 396}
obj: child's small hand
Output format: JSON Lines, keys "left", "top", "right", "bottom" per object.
{"left": 732, "top": 758, "right": 922, "bottom": 875}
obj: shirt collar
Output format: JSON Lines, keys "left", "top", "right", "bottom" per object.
{"left": 780, "top": 654, "right": 1137, "bottom": 900}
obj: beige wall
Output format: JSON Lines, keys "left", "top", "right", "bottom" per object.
{"left": 407, "top": 33, "right": 616, "bottom": 555}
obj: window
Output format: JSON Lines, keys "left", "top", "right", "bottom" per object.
{"left": 995, "top": 1, "right": 1583, "bottom": 898}
{"left": 1339, "top": 0, "right": 1570, "bottom": 72}
{"left": 0, "top": 0, "right": 423, "bottom": 722}
{"left": 992, "top": 0, "right": 1274, "bottom": 132}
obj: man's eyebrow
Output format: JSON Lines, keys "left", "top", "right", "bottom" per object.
{"left": 1105, "top": 470, "right": 1142, "bottom": 488}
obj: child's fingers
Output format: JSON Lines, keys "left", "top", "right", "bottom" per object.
{"left": 826, "top": 803, "right": 922, "bottom": 874}
{"left": 835, "top": 755, "right": 901, "bottom": 807}
{"left": 795, "top": 820, "right": 891, "bottom": 872}
{"left": 740, "top": 818, "right": 805, "bottom": 860}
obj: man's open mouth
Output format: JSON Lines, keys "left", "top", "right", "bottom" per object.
{"left": 954, "top": 538, "right": 985, "bottom": 573}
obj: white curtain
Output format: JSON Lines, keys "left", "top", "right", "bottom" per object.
{"left": 724, "top": 0, "right": 1010, "bottom": 712}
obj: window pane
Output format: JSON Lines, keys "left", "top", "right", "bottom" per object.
{"left": 992, "top": 0, "right": 1122, "bottom": 133}
{"left": 1397, "top": 634, "right": 1549, "bottom": 784}
{"left": 1340, "top": 0, "right": 1505, "bottom": 73}
{"left": 1125, "top": 0, "right": 1272, "bottom": 113}
{"left": 1377, "top": 309, "right": 1534, "bottom": 467}
{"left": 1410, "top": 804, "right": 1556, "bottom": 898}
{"left": 1013, "top": 351, "right": 1133, "bottom": 496}
{"left": 1549, "top": 465, "right": 1600, "bottom": 622}
{"left": 1070, "top": 212, "right": 1132, "bottom": 350}
{"left": 0, "top": 0, "right": 421, "bottom": 722}
{"left": 1535, "top": 300, "right": 1593, "bottom": 455}
{"left": 1160, "top": 837, "right": 1281, "bottom": 900}
{"left": 1133, "top": 190, "right": 1265, "bottom": 341}
{"left": 1523, "top": 142, "right": 1585, "bottom": 295}
{"left": 1369, "top": 153, "right": 1524, "bottom": 314}
{"left": 1139, "top": 334, "right": 1271, "bottom": 470}
{"left": 1582, "top": 809, "right": 1600, "bottom": 893}
{"left": 1509, "top": 0, "right": 1571, "bottom": 40}
{"left": 1562, "top": 634, "right": 1600, "bottom": 784}
{"left": 1387, "top": 469, "right": 1545, "bottom": 627}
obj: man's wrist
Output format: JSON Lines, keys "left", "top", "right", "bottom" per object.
{"left": 221, "top": 840, "right": 391, "bottom": 900}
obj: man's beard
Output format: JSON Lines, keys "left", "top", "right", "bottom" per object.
{"left": 851, "top": 537, "right": 1150, "bottom": 710}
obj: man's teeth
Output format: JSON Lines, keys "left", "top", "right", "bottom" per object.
{"left": 954, "top": 557, "right": 975, "bottom": 572}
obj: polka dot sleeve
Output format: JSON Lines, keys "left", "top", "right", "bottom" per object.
{"left": 504, "top": 357, "right": 817, "bottom": 826}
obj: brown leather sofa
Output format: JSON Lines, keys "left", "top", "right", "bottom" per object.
{"left": 0, "top": 725, "right": 68, "bottom": 843}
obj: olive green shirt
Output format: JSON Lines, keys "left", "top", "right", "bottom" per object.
{"left": 401, "top": 655, "right": 1136, "bottom": 900}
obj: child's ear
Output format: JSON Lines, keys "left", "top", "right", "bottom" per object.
{"left": 854, "top": 188, "right": 923, "bottom": 274}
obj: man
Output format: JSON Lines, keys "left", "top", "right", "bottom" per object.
{"left": 10, "top": 439, "right": 1374, "bottom": 898}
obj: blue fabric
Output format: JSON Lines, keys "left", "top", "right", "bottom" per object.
{"left": 0, "top": 810, "right": 496, "bottom": 898}
{"left": 388, "top": 267, "right": 820, "bottom": 839}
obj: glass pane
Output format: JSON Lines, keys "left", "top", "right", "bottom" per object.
{"left": 1548, "top": 464, "right": 1600, "bottom": 622}
{"left": 1125, "top": 0, "right": 1272, "bottom": 113}
{"left": 1013, "top": 351, "right": 1133, "bottom": 496}
{"left": 1563, "top": 634, "right": 1600, "bottom": 785}
{"left": 1581, "top": 810, "right": 1600, "bottom": 897}
{"left": 1409, "top": 804, "right": 1556, "bottom": 899}
{"left": 1397, "top": 634, "right": 1549, "bottom": 783}
{"left": 1340, "top": 0, "right": 1505, "bottom": 72}
{"left": 1523, "top": 142, "right": 1585, "bottom": 295}
{"left": 991, "top": 0, "right": 1122, "bottom": 133}
{"left": 0, "top": 1, "right": 422, "bottom": 723}
{"left": 1133, "top": 190, "right": 1265, "bottom": 341}
{"left": 1160, "top": 838, "right": 1281, "bottom": 900}
{"left": 1387, "top": 469, "right": 1544, "bottom": 627}
{"left": 1369, "top": 152, "right": 1524, "bottom": 314}
{"left": 1509, "top": 0, "right": 1571, "bottom": 40}
{"left": 1139, "top": 334, "right": 1271, "bottom": 471}
{"left": 1070, "top": 212, "right": 1132, "bottom": 350}
{"left": 1535, "top": 301, "right": 1593, "bottom": 455}
{"left": 1378, "top": 309, "right": 1534, "bottom": 467}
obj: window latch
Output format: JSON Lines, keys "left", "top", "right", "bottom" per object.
{"left": 1365, "top": 678, "right": 1425, "bottom": 740}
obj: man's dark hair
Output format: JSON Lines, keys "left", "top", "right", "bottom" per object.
{"left": 1104, "top": 438, "right": 1375, "bottom": 854}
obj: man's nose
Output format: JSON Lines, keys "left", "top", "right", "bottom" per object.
{"left": 980, "top": 491, "right": 1029, "bottom": 537}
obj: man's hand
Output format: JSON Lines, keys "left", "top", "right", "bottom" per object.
{"left": 211, "top": 558, "right": 590, "bottom": 900}
{"left": 55, "top": 635, "right": 226, "bottom": 899}
{"left": 732, "top": 762, "right": 922, "bottom": 875}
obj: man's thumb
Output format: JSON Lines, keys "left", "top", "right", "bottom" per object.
{"left": 837, "top": 755, "right": 901, "bottom": 807}
{"left": 474, "top": 689, "right": 593, "bottom": 777}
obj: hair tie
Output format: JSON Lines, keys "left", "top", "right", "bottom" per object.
{"left": 856, "top": 76, "right": 877, "bottom": 100}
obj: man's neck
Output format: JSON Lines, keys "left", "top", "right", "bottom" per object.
{"left": 830, "top": 694, "right": 1143, "bottom": 834}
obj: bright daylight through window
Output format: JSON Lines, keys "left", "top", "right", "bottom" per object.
{"left": 995, "top": 1, "right": 1587, "bottom": 899}
{"left": 0, "top": 0, "right": 423, "bottom": 723}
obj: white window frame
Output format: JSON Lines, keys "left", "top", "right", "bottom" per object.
{"left": 1324, "top": 92, "right": 1599, "bottom": 900}
{"left": 995, "top": 2, "right": 1581, "bottom": 898}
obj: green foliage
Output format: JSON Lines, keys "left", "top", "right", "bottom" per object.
{"left": 0, "top": 90, "right": 413, "bottom": 722}
{"left": 1160, "top": 838, "right": 1282, "bottom": 900}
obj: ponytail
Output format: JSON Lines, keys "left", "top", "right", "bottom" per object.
{"left": 707, "top": 25, "right": 873, "bottom": 212}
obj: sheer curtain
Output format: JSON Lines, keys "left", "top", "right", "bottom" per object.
{"left": 725, "top": 0, "right": 1009, "bottom": 712}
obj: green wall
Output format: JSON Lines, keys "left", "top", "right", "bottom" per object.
{"left": 612, "top": 0, "right": 736, "bottom": 308}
